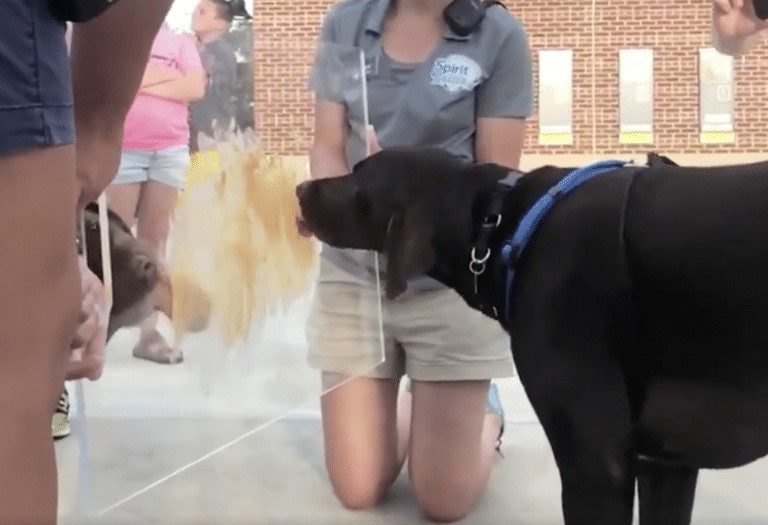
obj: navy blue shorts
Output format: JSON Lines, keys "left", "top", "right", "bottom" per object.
{"left": 0, "top": 0, "right": 75, "bottom": 156}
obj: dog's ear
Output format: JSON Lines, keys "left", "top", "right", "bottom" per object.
{"left": 384, "top": 206, "right": 435, "bottom": 300}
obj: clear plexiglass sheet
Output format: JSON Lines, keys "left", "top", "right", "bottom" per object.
{"left": 57, "top": 23, "right": 385, "bottom": 523}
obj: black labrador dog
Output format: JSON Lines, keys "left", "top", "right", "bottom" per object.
{"left": 295, "top": 147, "right": 768, "bottom": 525}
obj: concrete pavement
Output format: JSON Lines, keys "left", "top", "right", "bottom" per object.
{"left": 54, "top": 299, "right": 768, "bottom": 524}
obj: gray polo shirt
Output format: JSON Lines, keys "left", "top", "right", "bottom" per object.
{"left": 311, "top": 0, "right": 534, "bottom": 290}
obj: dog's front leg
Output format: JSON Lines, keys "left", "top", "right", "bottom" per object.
{"left": 517, "top": 354, "right": 637, "bottom": 525}
{"left": 636, "top": 459, "right": 698, "bottom": 525}
{"left": 512, "top": 338, "right": 637, "bottom": 525}
{"left": 547, "top": 407, "right": 637, "bottom": 525}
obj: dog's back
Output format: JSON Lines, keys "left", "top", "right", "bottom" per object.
{"left": 624, "top": 160, "right": 768, "bottom": 365}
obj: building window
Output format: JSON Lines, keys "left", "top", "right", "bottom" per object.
{"left": 538, "top": 49, "right": 573, "bottom": 145}
{"left": 618, "top": 48, "right": 654, "bottom": 144}
{"left": 699, "top": 47, "right": 735, "bottom": 144}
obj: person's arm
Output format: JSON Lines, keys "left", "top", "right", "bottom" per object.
{"left": 69, "top": 0, "right": 175, "bottom": 208}
{"left": 139, "top": 70, "right": 206, "bottom": 102}
{"left": 141, "top": 64, "right": 182, "bottom": 88}
{"left": 141, "top": 33, "right": 206, "bottom": 101}
{"left": 474, "top": 16, "right": 534, "bottom": 169}
{"left": 308, "top": 9, "right": 350, "bottom": 179}
{"left": 712, "top": 0, "right": 768, "bottom": 55}
{"left": 309, "top": 99, "right": 350, "bottom": 179}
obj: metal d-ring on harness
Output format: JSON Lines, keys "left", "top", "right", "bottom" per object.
{"left": 498, "top": 159, "right": 632, "bottom": 326}
{"left": 469, "top": 170, "right": 523, "bottom": 319}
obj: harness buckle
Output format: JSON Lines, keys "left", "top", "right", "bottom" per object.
{"left": 482, "top": 214, "right": 502, "bottom": 228}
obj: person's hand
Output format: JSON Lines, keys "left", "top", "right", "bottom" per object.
{"left": 713, "top": 0, "right": 768, "bottom": 41}
{"left": 65, "top": 256, "right": 107, "bottom": 381}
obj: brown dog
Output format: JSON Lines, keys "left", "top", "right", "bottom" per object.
{"left": 80, "top": 203, "right": 210, "bottom": 341}
{"left": 80, "top": 203, "right": 165, "bottom": 340}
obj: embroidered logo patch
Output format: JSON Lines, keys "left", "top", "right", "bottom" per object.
{"left": 429, "top": 54, "right": 483, "bottom": 93}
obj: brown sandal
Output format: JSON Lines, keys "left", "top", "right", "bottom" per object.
{"left": 132, "top": 330, "right": 183, "bottom": 364}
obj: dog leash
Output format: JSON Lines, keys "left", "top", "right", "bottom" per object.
{"left": 500, "top": 159, "right": 632, "bottom": 326}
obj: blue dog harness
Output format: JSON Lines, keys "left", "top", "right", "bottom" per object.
{"left": 469, "top": 159, "right": 633, "bottom": 327}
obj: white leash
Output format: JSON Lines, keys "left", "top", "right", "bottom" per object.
{"left": 71, "top": 192, "right": 113, "bottom": 518}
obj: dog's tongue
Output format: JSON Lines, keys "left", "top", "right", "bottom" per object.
{"left": 296, "top": 216, "right": 312, "bottom": 238}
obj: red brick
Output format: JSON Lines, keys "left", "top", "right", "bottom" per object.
{"left": 253, "top": 0, "right": 768, "bottom": 155}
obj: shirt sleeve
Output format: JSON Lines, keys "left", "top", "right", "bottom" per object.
{"left": 476, "top": 18, "right": 534, "bottom": 119}
{"left": 177, "top": 34, "right": 205, "bottom": 72}
{"left": 309, "top": 8, "right": 348, "bottom": 104}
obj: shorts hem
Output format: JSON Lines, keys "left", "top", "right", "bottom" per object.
{"left": 111, "top": 174, "right": 147, "bottom": 185}
{"left": 307, "top": 354, "right": 389, "bottom": 378}
{"left": 0, "top": 105, "right": 75, "bottom": 157}
{"left": 405, "top": 359, "right": 516, "bottom": 382}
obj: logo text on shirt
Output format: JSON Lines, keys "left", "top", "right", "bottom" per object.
{"left": 429, "top": 54, "right": 482, "bottom": 93}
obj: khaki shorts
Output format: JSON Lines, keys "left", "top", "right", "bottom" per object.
{"left": 306, "top": 257, "right": 515, "bottom": 382}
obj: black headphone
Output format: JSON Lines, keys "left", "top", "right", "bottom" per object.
{"left": 442, "top": 0, "right": 507, "bottom": 37}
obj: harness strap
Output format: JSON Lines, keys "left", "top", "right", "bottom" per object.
{"left": 469, "top": 170, "right": 522, "bottom": 318}
{"left": 499, "top": 159, "right": 632, "bottom": 326}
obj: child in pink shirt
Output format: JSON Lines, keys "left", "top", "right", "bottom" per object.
{"left": 122, "top": 23, "right": 204, "bottom": 152}
{"left": 106, "top": 23, "right": 206, "bottom": 364}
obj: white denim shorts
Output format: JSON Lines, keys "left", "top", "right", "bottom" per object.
{"left": 112, "top": 145, "right": 191, "bottom": 189}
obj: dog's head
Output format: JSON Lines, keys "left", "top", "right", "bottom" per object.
{"left": 81, "top": 204, "right": 162, "bottom": 336}
{"left": 296, "top": 148, "right": 508, "bottom": 299}
{"left": 82, "top": 204, "right": 212, "bottom": 338}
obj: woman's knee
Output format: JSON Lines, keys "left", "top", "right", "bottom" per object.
{"left": 324, "top": 436, "right": 402, "bottom": 510}
{"left": 408, "top": 379, "right": 492, "bottom": 522}
{"left": 412, "top": 483, "right": 477, "bottom": 523}
{"left": 320, "top": 375, "right": 403, "bottom": 510}
{"left": 326, "top": 467, "right": 392, "bottom": 510}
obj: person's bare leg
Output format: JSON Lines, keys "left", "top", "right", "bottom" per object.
{"left": 133, "top": 180, "right": 180, "bottom": 362}
{"left": 134, "top": 180, "right": 178, "bottom": 255}
{"left": 408, "top": 379, "right": 502, "bottom": 523}
{"left": 104, "top": 182, "right": 142, "bottom": 230}
{"left": 0, "top": 144, "right": 80, "bottom": 525}
{"left": 320, "top": 372, "right": 406, "bottom": 509}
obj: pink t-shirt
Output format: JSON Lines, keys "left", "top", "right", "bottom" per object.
{"left": 122, "top": 25, "right": 204, "bottom": 151}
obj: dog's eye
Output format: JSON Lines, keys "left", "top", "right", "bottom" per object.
{"left": 354, "top": 190, "right": 370, "bottom": 216}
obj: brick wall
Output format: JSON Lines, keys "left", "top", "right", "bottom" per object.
{"left": 253, "top": 0, "right": 768, "bottom": 157}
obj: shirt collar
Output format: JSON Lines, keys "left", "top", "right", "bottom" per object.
{"left": 363, "top": 0, "right": 471, "bottom": 42}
